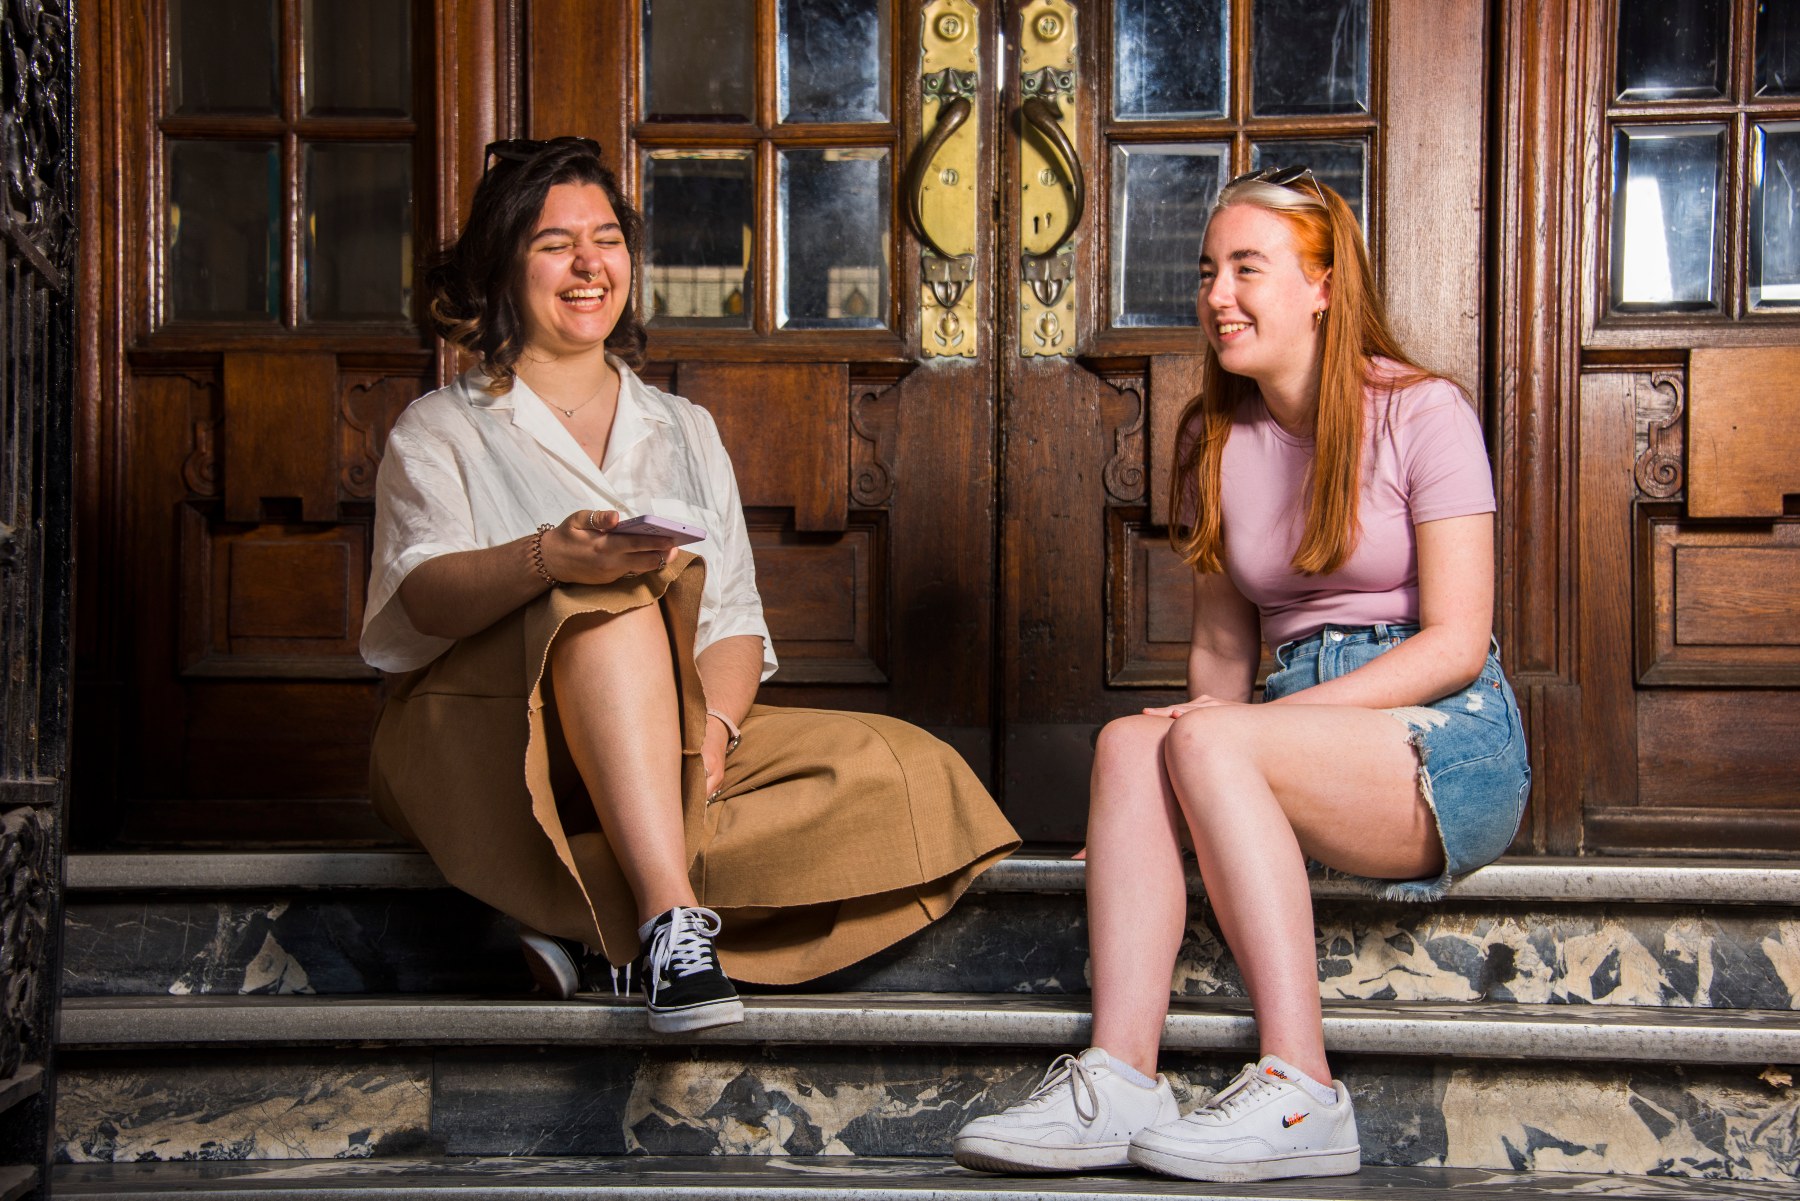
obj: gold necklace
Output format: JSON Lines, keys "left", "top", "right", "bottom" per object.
{"left": 541, "top": 375, "right": 609, "bottom": 420}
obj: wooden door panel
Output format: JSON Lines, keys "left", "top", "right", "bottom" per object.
{"left": 1687, "top": 348, "right": 1800, "bottom": 519}
{"left": 1637, "top": 510, "right": 1800, "bottom": 686}
{"left": 221, "top": 354, "right": 341, "bottom": 523}
{"left": 1573, "top": 367, "right": 1800, "bottom": 855}
{"left": 750, "top": 515, "right": 889, "bottom": 686}
{"left": 110, "top": 355, "right": 427, "bottom": 841}
{"left": 1635, "top": 691, "right": 1800, "bottom": 811}
{"left": 675, "top": 362, "right": 852, "bottom": 532}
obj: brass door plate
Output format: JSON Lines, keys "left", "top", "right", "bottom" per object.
{"left": 918, "top": 0, "right": 980, "bottom": 359}
{"left": 1019, "top": 0, "right": 1076, "bottom": 358}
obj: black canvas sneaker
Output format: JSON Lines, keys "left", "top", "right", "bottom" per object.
{"left": 641, "top": 905, "right": 744, "bottom": 1033}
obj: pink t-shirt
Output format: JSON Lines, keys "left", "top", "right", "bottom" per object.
{"left": 1219, "top": 370, "right": 1495, "bottom": 649}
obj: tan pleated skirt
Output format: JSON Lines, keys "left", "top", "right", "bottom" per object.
{"left": 369, "top": 552, "right": 1020, "bottom": 985}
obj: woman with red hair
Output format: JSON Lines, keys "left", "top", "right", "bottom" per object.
{"left": 954, "top": 168, "right": 1528, "bottom": 1183}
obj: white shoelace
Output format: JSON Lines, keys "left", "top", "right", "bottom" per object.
{"left": 1199, "top": 1063, "right": 1283, "bottom": 1119}
{"left": 1015, "top": 1053, "right": 1101, "bottom": 1124}
{"left": 646, "top": 905, "right": 723, "bottom": 1003}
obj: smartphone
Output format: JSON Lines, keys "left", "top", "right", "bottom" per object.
{"left": 611, "top": 513, "right": 708, "bottom": 545}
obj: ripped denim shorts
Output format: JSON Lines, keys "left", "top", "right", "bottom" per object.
{"left": 1264, "top": 622, "right": 1531, "bottom": 902}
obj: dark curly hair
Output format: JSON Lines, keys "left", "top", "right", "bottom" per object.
{"left": 427, "top": 140, "right": 648, "bottom": 389}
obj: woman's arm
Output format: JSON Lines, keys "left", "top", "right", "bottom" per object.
{"left": 1267, "top": 511, "right": 1493, "bottom": 709}
{"left": 398, "top": 509, "right": 674, "bottom": 641}
{"left": 695, "top": 633, "right": 765, "bottom": 796}
{"left": 1143, "top": 568, "right": 1262, "bottom": 714}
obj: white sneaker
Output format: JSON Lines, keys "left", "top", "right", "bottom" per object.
{"left": 1129, "top": 1055, "right": 1360, "bottom": 1182}
{"left": 953, "top": 1047, "right": 1180, "bottom": 1173}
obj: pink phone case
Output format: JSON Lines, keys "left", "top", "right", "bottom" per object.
{"left": 611, "top": 513, "right": 707, "bottom": 545}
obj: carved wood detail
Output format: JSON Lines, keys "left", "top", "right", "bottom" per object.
{"left": 181, "top": 419, "right": 221, "bottom": 498}
{"left": 849, "top": 380, "right": 898, "bottom": 508}
{"left": 340, "top": 374, "right": 428, "bottom": 500}
{"left": 1632, "top": 370, "right": 1684, "bottom": 500}
{"left": 1101, "top": 381, "right": 1147, "bottom": 505}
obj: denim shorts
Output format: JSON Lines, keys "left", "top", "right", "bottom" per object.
{"left": 1263, "top": 623, "right": 1531, "bottom": 901}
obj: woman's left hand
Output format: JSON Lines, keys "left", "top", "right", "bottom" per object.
{"left": 702, "top": 716, "right": 729, "bottom": 799}
{"left": 1142, "top": 693, "right": 1246, "bottom": 718}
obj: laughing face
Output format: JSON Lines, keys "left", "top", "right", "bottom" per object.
{"left": 517, "top": 182, "right": 633, "bottom": 358}
{"left": 1196, "top": 203, "right": 1330, "bottom": 394}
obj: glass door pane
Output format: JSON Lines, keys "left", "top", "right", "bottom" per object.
{"left": 644, "top": 0, "right": 756, "bottom": 120}
{"left": 779, "top": 148, "right": 891, "bottom": 328}
{"left": 644, "top": 151, "right": 756, "bottom": 326}
{"left": 779, "top": 0, "right": 890, "bottom": 121}
{"left": 1113, "top": 0, "right": 1227, "bottom": 120}
{"left": 1610, "top": 123, "right": 1724, "bottom": 311}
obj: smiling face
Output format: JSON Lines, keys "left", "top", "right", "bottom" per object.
{"left": 516, "top": 182, "right": 633, "bottom": 358}
{"left": 1196, "top": 202, "right": 1331, "bottom": 395}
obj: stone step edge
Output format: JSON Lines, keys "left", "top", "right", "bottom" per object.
{"left": 64, "top": 851, "right": 1800, "bottom": 905}
{"left": 56, "top": 992, "right": 1800, "bottom": 1066}
{"left": 45, "top": 1156, "right": 1798, "bottom": 1201}
{"left": 0, "top": 1166, "right": 35, "bottom": 1201}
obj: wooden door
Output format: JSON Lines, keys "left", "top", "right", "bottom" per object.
{"left": 996, "top": 0, "right": 1487, "bottom": 838}
{"left": 1495, "top": 0, "right": 1800, "bottom": 856}
{"left": 75, "top": 0, "right": 496, "bottom": 844}
{"left": 75, "top": 0, "right": 1493, "bottom": 847}
{"left": 531, "top": 0, "right": 1004, "bottom": 772}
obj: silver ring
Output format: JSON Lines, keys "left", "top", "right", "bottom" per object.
{"left": 587, "top": 510, "right": 603, "bottom": 530}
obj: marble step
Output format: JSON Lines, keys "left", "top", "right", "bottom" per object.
{"left": 46, "top": 1156, "right": 1800, "bottom": 1201}
{"left": 61, "top": 854, "right": 1800, "bottom": 1009}
{"left": 57, "top": 992, "right": 1800, "bottom": 1063}
{"left": 51, "top": 1032, "right": 1800, "bottom": 1180}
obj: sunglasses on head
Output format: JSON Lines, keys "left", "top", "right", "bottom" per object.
{"left": 482, "top": 136, "right": 604, "bottom": 175}
{"left": 1227, "top": 163, "right": 1329, "bottom": 208}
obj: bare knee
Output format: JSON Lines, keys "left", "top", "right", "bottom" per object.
{"left": 1093, "top": 715, "right": 1174, "bottom": 785}
{"left": 550, "top": 603, "right": 657, "bottom": 671}
{"left": 1163, "top": 707, "right": 1256, "bottom": 781}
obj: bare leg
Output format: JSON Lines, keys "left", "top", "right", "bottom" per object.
{"left": 1087, "top": 715, "right": 1189, "bottom": 1078}
{"left": 551, "top": 602, "right": 696, "bottom": 925}
{"left": 1163, "top": 704, "right": 1440, "bottom": 1084}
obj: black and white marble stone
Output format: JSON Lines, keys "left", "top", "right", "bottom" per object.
{"left": 45, "top": 1155, "right": 1800, "bottom": 1200}
{"left": 52, "top": 1047, "right": 1800, "bottom": 1182}
{"left": 55, "top": 1053, "right": 433, "bottom": 1162}
{"left": 61, "top": 895, "right": 528, "bottom": 998}
{"left": 60, "top": 894, "right": 1800, "bottom": 1010}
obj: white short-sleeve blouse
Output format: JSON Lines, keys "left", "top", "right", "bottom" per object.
{"left": 359, "top": 361, "right": 778, "bottom": 678}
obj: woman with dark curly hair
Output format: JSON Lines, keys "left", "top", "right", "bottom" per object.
{"left": 361, "top": 137, "right": 1016, "bottom": 1032}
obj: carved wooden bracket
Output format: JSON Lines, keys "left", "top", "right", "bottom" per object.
{"left": 1632, "top": 370, "right": 1684, "bottom": 500}
{"left": 1101, "top": 381, "right": 1147, "bottom": 504}
{"left": 339, "top": 374, "right": 422, "bottom": 501}
{"left": 181, "top": 418, "right": 220, "bottom": 498}
{"left": 850, "top": 380, "right": 899, "bottom": 508}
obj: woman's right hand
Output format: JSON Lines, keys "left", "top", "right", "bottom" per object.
{"left": 540, "top": 509, "right": 676, "bottom": 585}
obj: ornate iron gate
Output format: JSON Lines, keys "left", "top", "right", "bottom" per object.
{"left": 0, "top": 0, "right": 76, "bottom": 1194}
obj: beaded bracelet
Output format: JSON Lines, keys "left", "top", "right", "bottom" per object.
{"left": 530, "top": 523, "right": 561, "bottom": 587}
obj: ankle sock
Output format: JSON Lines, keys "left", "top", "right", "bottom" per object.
{"left": 1291, "top": 1067, "right": 1338, "bottom": 1105}
{"left": 636, "top": 913, "right": 663, "bottom": 943}
{"left": 1101, "top": 1051, "right": 1157, "bottom": 1089}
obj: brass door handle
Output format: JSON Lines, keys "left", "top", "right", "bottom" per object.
{"left": 906, "top": 94, "right": 973, "bottom": 264}
{"left": 1020, "top": 96, "right": 1084, "bottom": 253}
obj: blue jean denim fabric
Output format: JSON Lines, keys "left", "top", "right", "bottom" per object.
{"left": 1263, "top": 623, "right": 1531, "bottom": 901}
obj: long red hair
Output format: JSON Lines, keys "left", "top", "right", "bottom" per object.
{"left": 1170, "top": 177, "right": 1433, "bottom": 576}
